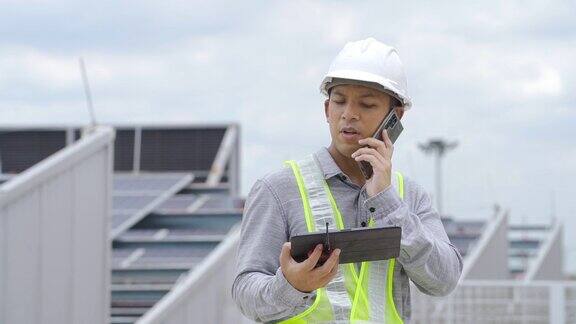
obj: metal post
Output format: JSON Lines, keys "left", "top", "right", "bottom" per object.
{"left": 436, "top": 151, "right": 442, "bottom": 215}
{"left": 549, "top": 284, "right": 565, "bottom": 324}
{"left": 78, "top": 57, "right": 97, "bottom": 128}
{"left": 230, "top": 124, "right": 241, "bottom": 198}
{"left": 66, "top": 128, "right": 75, "bottom": 146}
{"left": 133, "top": 127, "right": 142, "bottom": 173}
{"left": 418, "top": 139, "right": 457, "bottom": 216}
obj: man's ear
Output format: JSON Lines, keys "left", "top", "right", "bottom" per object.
{"left": 324, "top": 99, "right": 330, "bottom": 122}
{"left": 395, "top": 106, "right": 405, "bottom": 120}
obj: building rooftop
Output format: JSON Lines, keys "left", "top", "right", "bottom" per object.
{"left": 1, "top": 124, "right": 243, "bottom": 324}
{"left": 0, "top": 124, "right": 567, "bottom": 323}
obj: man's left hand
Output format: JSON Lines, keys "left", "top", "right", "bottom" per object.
{"left": 351, "top": 129, "right": 393, "bottom": 198}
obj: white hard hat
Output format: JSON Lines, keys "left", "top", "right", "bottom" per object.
{"left": 320, "top": 37, "right": 412, "bottom": 109}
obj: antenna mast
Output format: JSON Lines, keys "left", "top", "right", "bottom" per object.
{"left": 78, "top": 57, "right": 97, "bottom": 130}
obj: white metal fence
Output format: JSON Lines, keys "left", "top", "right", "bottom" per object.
{"left": 412, "top": 280, "right": 576, "bottom": 323}
{"left": 0, "top": 126, "right": 114, "bottom": 324}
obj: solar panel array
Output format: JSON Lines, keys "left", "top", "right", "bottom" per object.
{"left": 110, "top": 177, "right": 243, "bottom": 324}
{"left": 0, "top": 130, "right": 67, "bottom": 173}
{"left": 0, "top": 125, "right": 243, "bottom": 323}
{"left": 0, "top": 126, "right": 227, "bottom": 174}
{"left": 113, "top": 130, "right": 135, "bottom": 171}
{"left": 139, "top": 128, "right": 226, "bottom": 172}
{"left": 111, "top": 173, "right": 194, "bottom": 239}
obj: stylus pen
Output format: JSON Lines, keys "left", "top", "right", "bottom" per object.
{"left": 325, "top": 222, "right": 330, "bottom": 252}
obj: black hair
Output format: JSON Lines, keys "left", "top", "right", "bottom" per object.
{"left": 327, "top": 87, "right": 402, "bottom": 110}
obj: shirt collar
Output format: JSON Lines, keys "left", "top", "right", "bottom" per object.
{"left": 315, "top": 147, "right": 344, "bottom": 180}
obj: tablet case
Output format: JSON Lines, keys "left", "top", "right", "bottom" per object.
{"left": 290, "top": 226, "right": 401, "bottom": 265}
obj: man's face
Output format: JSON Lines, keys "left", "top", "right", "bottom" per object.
{"left": 324, "top": 84, "right": 402, "bottom": 157}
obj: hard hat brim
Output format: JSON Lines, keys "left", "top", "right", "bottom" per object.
{"left": 320, "top": 70, "right": 412, "bottom": 109}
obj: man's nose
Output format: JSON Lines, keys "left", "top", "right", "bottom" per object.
{"left": 341, "top": 103, "right": 360, "bottom": 120}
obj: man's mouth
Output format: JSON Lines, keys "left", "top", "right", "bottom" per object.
{"left": 340, "top": 127, "right": 362, "bottom": 141}
{"left": 341, "top": 126, "right": 359, "bottom": 134}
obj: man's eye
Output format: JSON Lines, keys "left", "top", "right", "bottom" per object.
{"left": 362, "top": 104, "right": 376, "bottom": 108}
{"left": 333, "top": 100, "right": 345, "bottom": 104}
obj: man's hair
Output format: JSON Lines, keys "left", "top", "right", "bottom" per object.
{"left": 327, "top": 87, "right": 403, "bottom": 110}
{"left": 389, "top": 97, "right": 402, "bottom": 110}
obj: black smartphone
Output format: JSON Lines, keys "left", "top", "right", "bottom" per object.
{"left": 358, "top": 109, "right": 403, "bottom": 179}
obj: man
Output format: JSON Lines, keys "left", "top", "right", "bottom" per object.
{"left": 232, "top": 38, "right": 462, "bottom": 323}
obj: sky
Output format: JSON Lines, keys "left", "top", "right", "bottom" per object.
{"left": 0, "top": 0, "right": 575, "bottom": 273}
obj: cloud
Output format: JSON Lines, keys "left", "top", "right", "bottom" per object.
{"left": 518, "top": 66, "right": 563, "bottom": 97}
{"left": 0, "top": 0, "right": 575, "bottom": 272}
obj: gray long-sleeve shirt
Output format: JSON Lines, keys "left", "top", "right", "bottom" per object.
{"left": 232, "top": 147, "right": 463, "bottom": 323}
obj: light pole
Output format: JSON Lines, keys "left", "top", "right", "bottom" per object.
{"left": 418, "top": 139, "right": 458, "bottom": 216}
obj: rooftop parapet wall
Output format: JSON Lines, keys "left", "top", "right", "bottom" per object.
{"left": 462, "top": 209, "right": 509, "bottom": 280}
{"left": 0, "top": 126, "right": 115, "bottom": 324}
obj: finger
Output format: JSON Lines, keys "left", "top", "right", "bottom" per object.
{"left": 316, "top": 248, "right": 340, "bottom": 277}
{"left": 354, "top": 149, "right": 386, "bottom": 165}
{"left": 358, "top": 136, "right": 385, "bottom": 148}
{"left": 380, "top": 129, "right": 394, "bottom": 159}
{"left": 382, "top": 129, "right": 393, "bottom": 148}
{"left": 353, "top": 153, "right": 384, "bottom": 168}
{"left": 279, "top": 242, "right": 293, "bottom": 268}
{"left": 317, "top": 263, "right": 340, "bottom": 288}
{"left": 318, "top": 259, "right": 340, "bottom": 288}
{"left": 352, "top": 147, "right": 388, "bottom": 166}
{"left": 381, "top": 131, "right": 394, "bottom": 159}
{"left": 358, "top": 137, "right": 388, "bottom": 155}
{"left": 362, "top": 131, "right": 392, "bottom": 160}
{"left": 351, "top": 147, "right": 380, "bottom": 159}
{"left": 325, "top": 260, "right": 339, "bottom": 280}
{"left": 302, "top": 244, "right": 323, "bottom": 271}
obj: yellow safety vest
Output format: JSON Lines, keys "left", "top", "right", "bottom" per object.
{"left": 281, "top": 155, "right": 404, "bottom": 324}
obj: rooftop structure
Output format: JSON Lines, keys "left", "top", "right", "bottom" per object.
{"left": 1, "top": 124, "right": 572, "bottom": 323}
{"left": 1, "top": 124, "right": 244, "bottom": 323}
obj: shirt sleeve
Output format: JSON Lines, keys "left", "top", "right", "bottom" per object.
{"left": 361, "top": 178, "right": 463, "bottom": 297}
{"left": 231, "top": 179, "right": 314, "bottom": 322}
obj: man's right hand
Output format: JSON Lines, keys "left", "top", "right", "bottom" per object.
{"left": 279, "top": 242, "right": 340, "bottom": 293}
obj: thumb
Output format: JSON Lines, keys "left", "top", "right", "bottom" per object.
{"left": 279, "top": 242, "right": 293, "bottom": 267}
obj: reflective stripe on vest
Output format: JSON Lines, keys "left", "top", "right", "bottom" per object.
{"left": 280, "top": 154, "right": 404, "bottom": 324}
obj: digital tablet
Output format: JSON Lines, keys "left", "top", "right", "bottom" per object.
{"left": 290, "top": 226, "right": 401, "bottom": 265}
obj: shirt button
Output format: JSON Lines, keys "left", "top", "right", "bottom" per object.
{"left": 341, "top": 175, "right": 347, "bottom": 181}
{"left": 361, "top": 221, "right": 367, "bottom": 227}
{"left": 369, "top": 207, "right": 376, "bottom": 213}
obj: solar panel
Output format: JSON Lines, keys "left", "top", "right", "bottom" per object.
{"left": 111, "top": 173, "right": 194, "bottom": 239}
{"left": 140, "top": 128, "right": 225, "bottom": 172}
{"left": 111, "top": 269, "right": 188, "bottom": 285}
{"left": 114, "top": 129, "right": 135, "bottom": 171}
{"left": 112, "top": 212, "right": 137, "bottom": 230}
{"left": 0, "top": 130, "right": 67, "bottom": 173}
{"left": 113, "top": 196, "right": 159, "bottom": 210}
{"left": 128, "top": 245, "right": 217, "bottom": 269}
{"left": 119, "top": 228, "right": 229, "bottom": 239}
{"left": 111, "top": 244, "right": 217, "bottom": 270}
{"left": 196, "top": 194, "right": 239, "bottom": 211}
{"left": 115, "top": 229, "right": 228, "bottom": 245}
{"left": 0, "top": 126, "right": 231, "bottom": 174}
{"left": 152, "top": 194, "right": 199, "bottom": 213}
